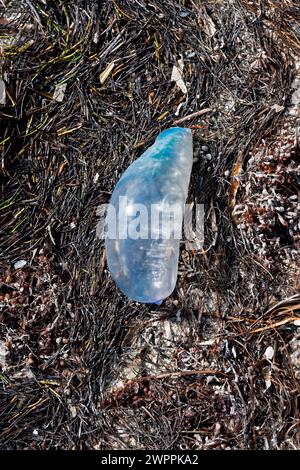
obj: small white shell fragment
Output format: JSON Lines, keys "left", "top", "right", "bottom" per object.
{"left": 264, "top": 346, "right": 274, "bottom": 361}
{"left": 171, "top": 59, "right": 187, "bottom": 94}
{"left": 0, "top": 79, "right": 6, "bottom": 105}
{"left": 271, "top": 104, "right": 284, "bottom": 113}
{"left": 53, "top": 83, "right": 67, "bottom": 102}
{"left": 265, "top": 378, "right": 272, "bottom": 390}
{"left": 14, "top": 259, "right": 27, "bottom": 269}
{"left": 0, "top": 341, "right": 9, "bottom": 369}
{"left": 69, "top": 405, "right": 77, "bottom": 418}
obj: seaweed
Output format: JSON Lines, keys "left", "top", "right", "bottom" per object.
{"left": 0, "top": 0, "right": 299, "bottom": 450}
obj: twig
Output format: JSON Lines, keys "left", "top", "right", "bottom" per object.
{"left": 173, "top": 108, "right": 212, "bottom": 125}
{"left": 133, "top": 369, "right": 230, "bottom": 382}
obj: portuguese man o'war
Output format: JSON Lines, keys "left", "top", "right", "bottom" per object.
{"left": 105, "top": 127, "right": 193, "bottom": 303}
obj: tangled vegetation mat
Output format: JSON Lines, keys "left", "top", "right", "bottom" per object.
{"left": 0, "top": 0, "right": 300, "bottom": 450}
